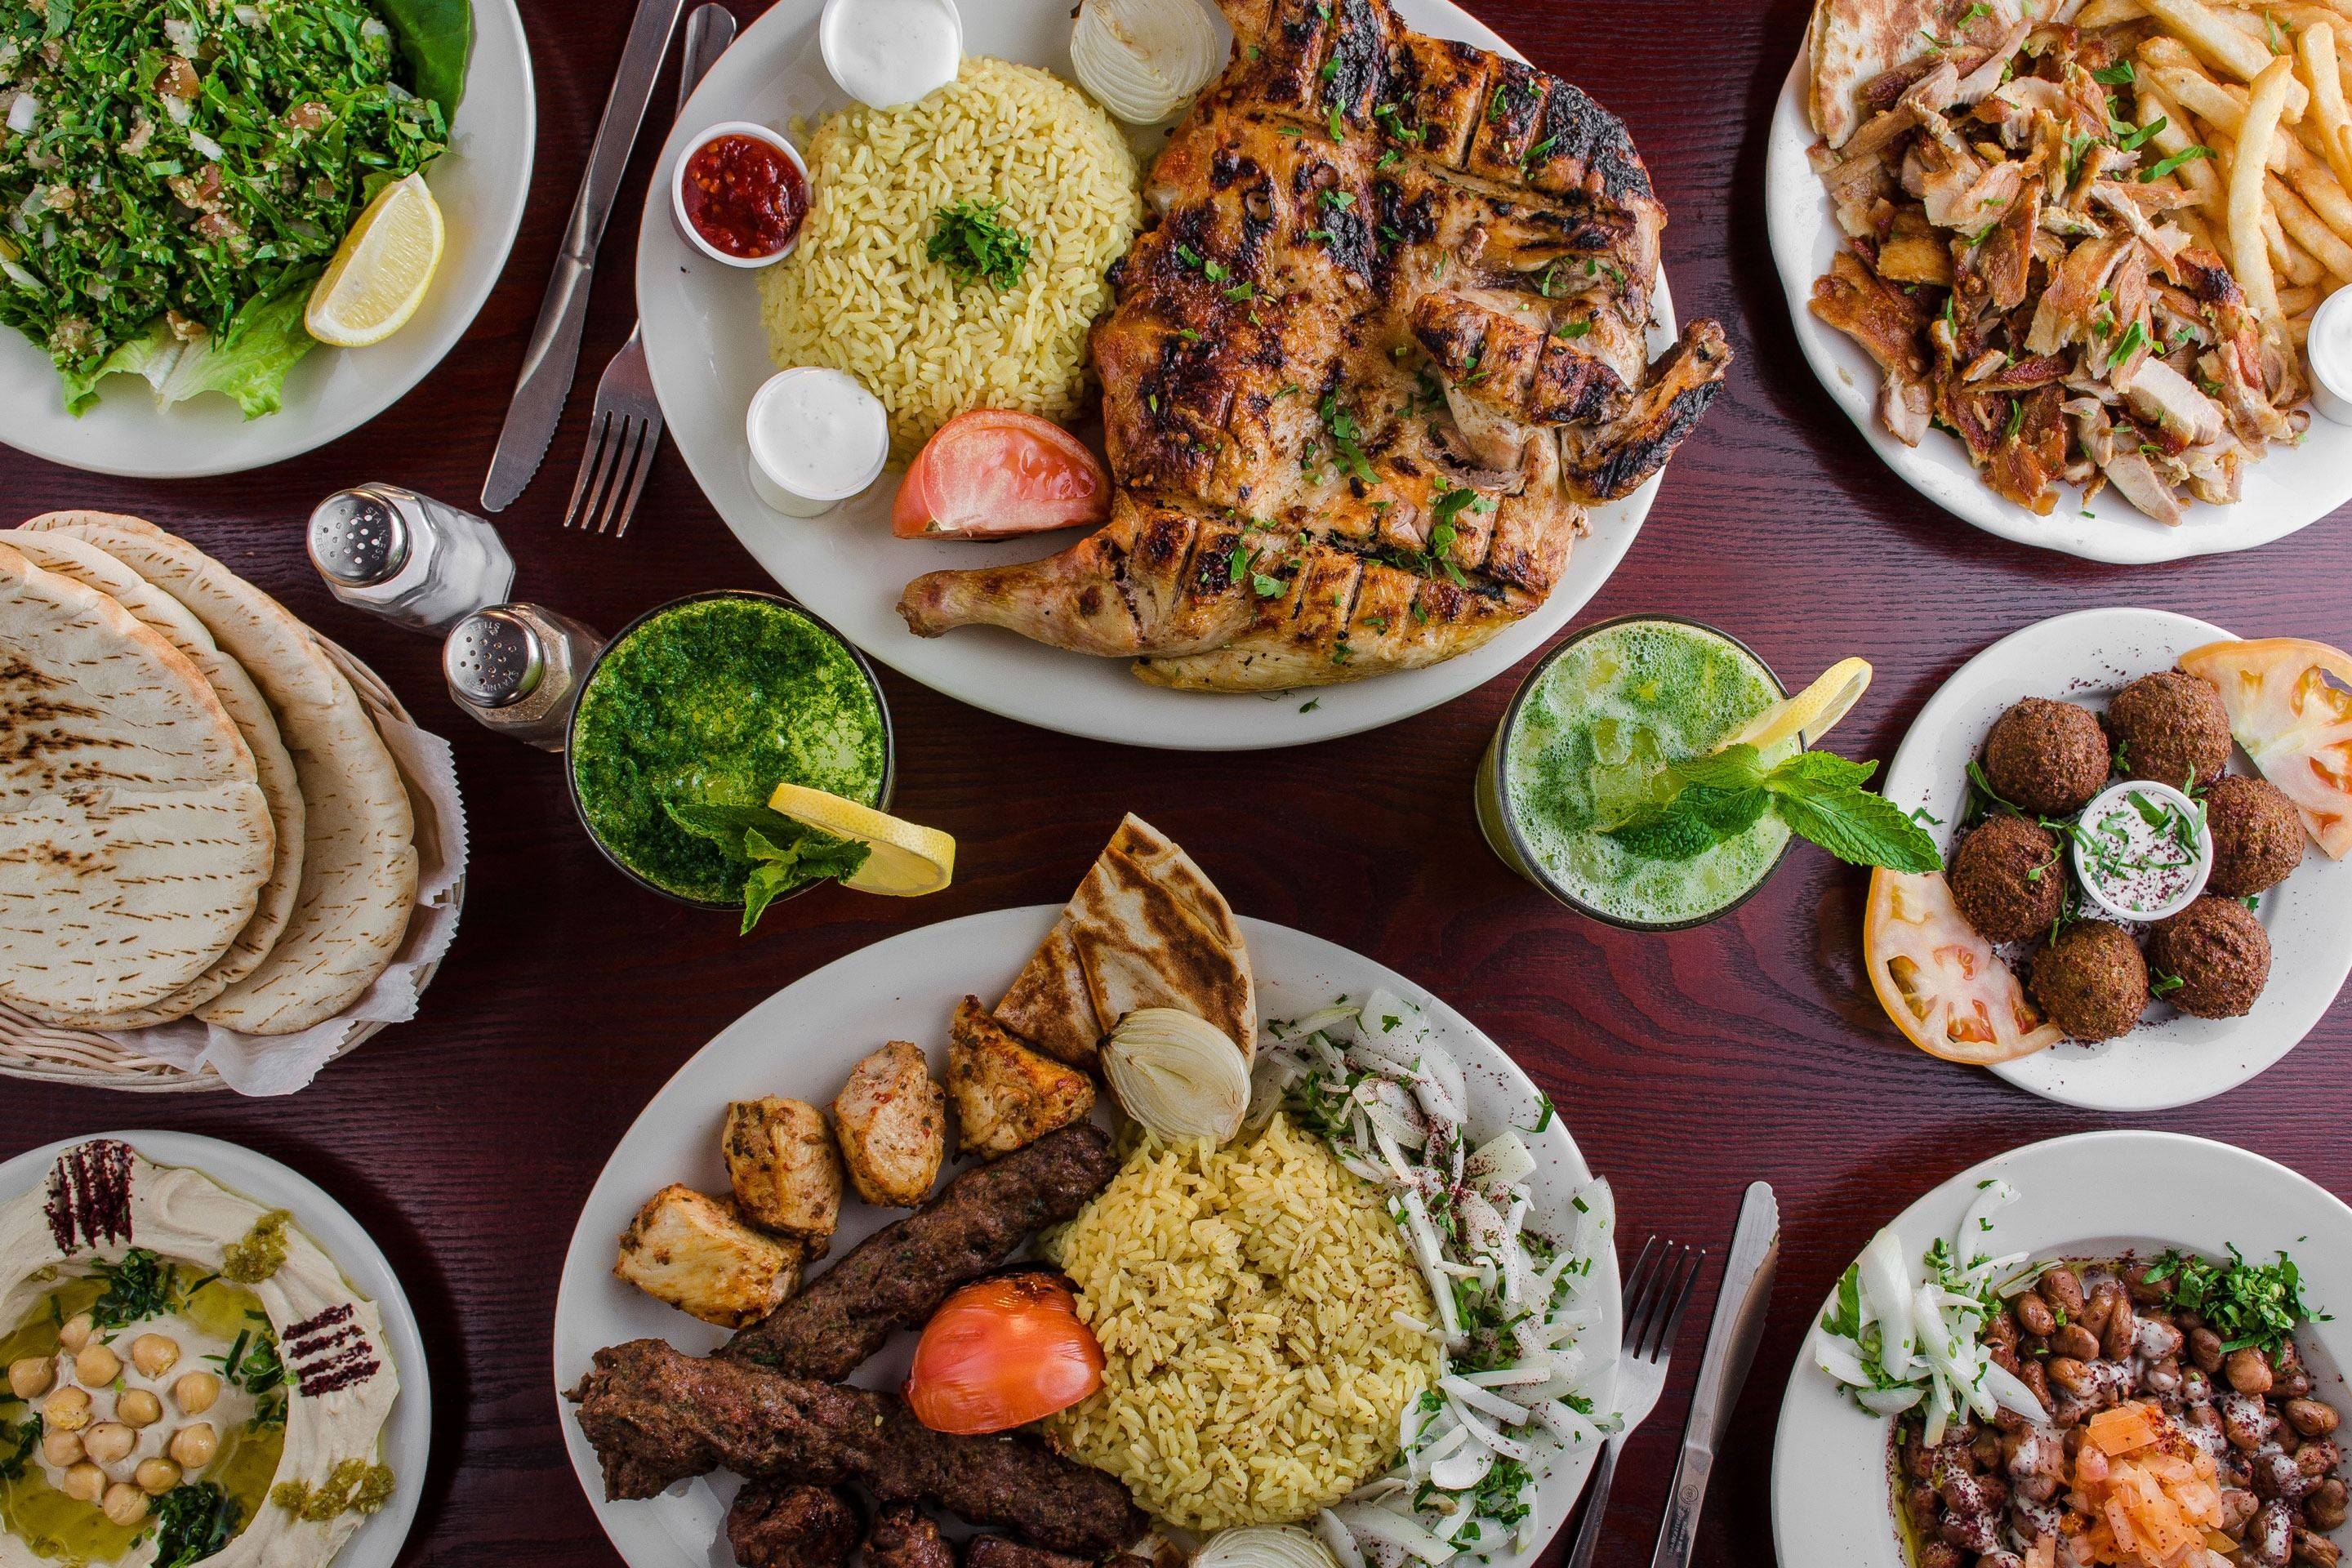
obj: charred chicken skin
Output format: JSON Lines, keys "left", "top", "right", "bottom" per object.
{"left": 898, "top": 0, "right": 1731, "bottom": 690}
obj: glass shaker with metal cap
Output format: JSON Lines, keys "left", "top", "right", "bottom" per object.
{"left": 442, "top": 604, "right": 605, "bottom": 751}
{"left": 310, "top": 483, "right": 517, "bottom": 633}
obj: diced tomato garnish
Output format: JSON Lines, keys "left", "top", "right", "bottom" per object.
{"left": 892, "top": 411, "right": 1111, "bottom": 541}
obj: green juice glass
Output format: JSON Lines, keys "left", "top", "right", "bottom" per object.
{"left": 1476, "top": 615, "right": 1797, "bottom": 932}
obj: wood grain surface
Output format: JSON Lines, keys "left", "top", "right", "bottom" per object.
{"left": 4, "top": 1, "right": 2348, "bottom": 1564}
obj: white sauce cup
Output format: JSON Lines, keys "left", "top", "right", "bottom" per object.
{"left": 819, "top": 0, "right": 963, "bottom": 109}
{"left": 746, "top": 368, "right": 890, "bottom": 518}
{"left": 2305, "top": 284, "right": 2352, "bottom": 426}
{"left": 2071, "top": 779, "right": 2215, "bottom": 924}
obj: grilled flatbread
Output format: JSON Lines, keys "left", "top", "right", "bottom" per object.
{"left": 22, "top": 512, "right": 416, "bottom": 1037}
{"left": 1810, "top": 0, "right": 2010, "bottom": 148}
{"left": 0, "top": 542, "right": 273, "bottom": 1022}
{"left": 995, "top": 815, "right": 1254, "bottom": 1068}
{"left": 1, "top": 528, "right": 307, "bottom": 1028}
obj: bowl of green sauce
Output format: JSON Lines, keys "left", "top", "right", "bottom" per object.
{"left": 1476, "top": 616, "right": 1797, "bottom": 932}
{"left": 567, "top": 591, "right": 893, "bottom": 911}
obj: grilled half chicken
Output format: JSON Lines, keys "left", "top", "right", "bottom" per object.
{"left": 898, "top": 0, "right": 1731, "bottom": 691}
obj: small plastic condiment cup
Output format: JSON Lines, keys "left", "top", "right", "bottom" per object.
{"left": 745, "top": 367, "right": 890, "bottom": 518}
{"left": 671, "top": 121, "right": 809, "bottom": 270}
{"left": 2305, "top": 284, "right": 2352, "bottom": 425}
{"left": 819, "top": 0, "right": 963, "bottom": 109}
{"left": 2071, "top": 779, "right": 2215, "bottom": 924}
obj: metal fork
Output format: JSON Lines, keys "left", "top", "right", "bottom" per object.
{"left": 1564, "top": 1236, "right": 1708, "bottom": 1568}
{"left": 563, "top": 2, "right": 737, "bottom": 537}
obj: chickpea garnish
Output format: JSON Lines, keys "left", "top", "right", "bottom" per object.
{"left": 100, "top": 1481, "right": 150, "bottom": 1528}
{"left": 134, "top": 1458, "right": 181, "bottom": 1496}
{"left": 129, "top": 1334, "right": 180, "bottom": 1379}
{"left": 172, "top": 1370, "right": 221, "bottom": 1416}
{"left": 168, "top": 1422, "right": 218, "bottom": 1470}
{"left": 117, "top": 1388, "right": 163, "bottom": 1428}
{"left": 6, "top": 1356, "right": 52, "bottom": 1401}
{"left": 82, "top": 1422, "right": 135, "bottom": 1466}
{"left": 42, "top": 1385, "right": 92, "bottom": 1432}
{"left": 40, "top": 1428, "right": 85, "bottom": 1468}
{"left": 60, "top": 1461, "right": 105, "bottom": 1503}
{"left": 56, "top": 1312, "right": 94, "bottom": 1353}
{"left": 73, "top": 1343, "right": 122, "bottom": 1388}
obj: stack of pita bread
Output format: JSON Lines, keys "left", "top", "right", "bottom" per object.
{"left": 0, "top": 512, "right": 420, "bottom": 1042}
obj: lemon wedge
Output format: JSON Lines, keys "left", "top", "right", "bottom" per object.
{"left": 305, "top": 172, "right": 444, "bottom": 348}
{"left": 765, "top": 784, "right": 956, "bottom": 897}
{"left": 1722, "top": 657, "right": 1873, "bottom": 755}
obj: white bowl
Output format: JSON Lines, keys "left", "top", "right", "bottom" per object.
{"left": 670, "top": 121, "right": 808, "bottom": 270}
{"left": 2071, "top": 779, "right": 2214, "bottom": 924}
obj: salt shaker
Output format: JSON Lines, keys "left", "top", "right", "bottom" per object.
{"left": 310, "top": 484, "right": 517, "bottom": 634}
{"left": 441, "top": 604, "right": 605, "bottom": 751}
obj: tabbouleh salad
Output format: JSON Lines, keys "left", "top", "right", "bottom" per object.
{"left": 0, "top": 0, "right": 465, "bottom": 417}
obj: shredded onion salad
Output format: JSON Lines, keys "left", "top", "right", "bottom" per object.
{"left": 1245, "top": 990, "right": 1615, "bottom": 1566}
{"left": 1811, "top": 1180, "right": 2052, "bottom": 1442}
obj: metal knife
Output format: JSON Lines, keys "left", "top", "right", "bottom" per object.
{"left": 482, "top": 0, "right": 690, "bottom": 512}
{"left": 1646, "top": 1182, "right": 1780, "bottom": 1568}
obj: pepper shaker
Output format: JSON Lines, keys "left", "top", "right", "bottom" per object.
{"left": 442, "top": 604, "right": 605, "bottom": 751}
{"left": 310, "top": 484, "right": 517, "bottom": 634}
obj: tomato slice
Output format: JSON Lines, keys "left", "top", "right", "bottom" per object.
{"left": 892, "top": 411, "right": 1111, "bottom": 541}
{"left": 904, "top": 1272, "right": 1103, "bottom": 1435}
{"left": 2180, "top": 637, "right": 2352, "bottom": 860}
{"left": 1863, "top": 869, "right": 2065, "bottom": 1065}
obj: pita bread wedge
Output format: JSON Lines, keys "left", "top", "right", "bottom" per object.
{"left": 1809, "top": 0, "right": 2009, "bottom": 148}
{"left": 0, "top": 542, "right": 273, "bottom": 1022}
{"left": 995, "top": 815, "right": 1254, "bottom": 1068}
{"left": 2, "top": 529, "right": 307, "bottom": 1027}
{"left": 22, "top": 512, "right": 416, "bottom": 1037}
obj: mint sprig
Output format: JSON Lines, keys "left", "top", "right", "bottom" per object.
{"left": 1606, "top": 745, "right": 1944, "bottom": 873}
{"left": 665, "top": 804, "right": 871, "bottom": 934}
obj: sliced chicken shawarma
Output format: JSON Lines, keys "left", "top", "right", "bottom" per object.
{"left": 897, "top": 0, "right": 1731, "bottom": 691}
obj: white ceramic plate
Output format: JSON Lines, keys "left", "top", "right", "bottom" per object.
{"left": 635, "top": 0, "right": 1683, "bottom": 751}
{"left": 0, "top": 4, "right": 536, "bottom": 479}
{"left": 1772, "top": 1130, "right": 2352, "bottom": 1566}
{"left": 1765, "top": 53, "right": 2352, "bottom": 564}
{"left": 1882, "top": 606, "right": 2352, "bottom": 1112}
{"left": 0, "top": 1130, "right": 431, "bottom": 1568}
{"left": 551, "top": 906, "right": 1619, "bottom": 1568}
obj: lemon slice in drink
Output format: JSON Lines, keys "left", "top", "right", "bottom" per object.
{"left": 766, "top": 784, "right": 956, "bottom": 896}
{"left": 305, "top": 173, "right": 445, "bottom": 348}
{"left": 1722, "top": 657, "right": 1873, "bottom": 755}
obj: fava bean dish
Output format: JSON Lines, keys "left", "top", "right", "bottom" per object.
{"left": 0, "top": 0, "right": 464, "bottom": 416}
{"left": 1814, "top": 1185, "right": 2343, "bottom": 1568}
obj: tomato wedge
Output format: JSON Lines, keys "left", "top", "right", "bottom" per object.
{"left": 2179, "top": 637, "right": 2352, "bottom": 860}
{"left": 905, "top": 1272, "right": 1102, "bottom": 1435}
{"left": 893, "top": 411, "right": 1111, "bottom": 541}
{"left": 1863, "top": 869, "right": 2065, "bottom": 1065}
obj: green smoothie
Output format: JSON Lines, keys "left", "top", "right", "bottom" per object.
{"left": 568, "top": 595, "right": 889, "bottom": 906}
{"left": 1485, "top": 618, "right": 1796, "bottom": 929}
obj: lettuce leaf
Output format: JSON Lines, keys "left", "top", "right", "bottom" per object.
{"left": 62, "top": 286, "right": 318, "bottom": 420}
{"left": 374, "top": 0, "right": 474, "bottom": 117}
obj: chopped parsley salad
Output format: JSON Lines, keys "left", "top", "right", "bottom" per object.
{"left": 0, "top": 0, "right": 468, "bottom": 418}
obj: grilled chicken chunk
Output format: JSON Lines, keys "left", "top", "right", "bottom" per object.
{"left": 897, "top": 0, "right": 1729, "bottom": 689}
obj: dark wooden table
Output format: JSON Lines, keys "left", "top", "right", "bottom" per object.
{"left": 6, "top": 0, "right": 2349, "bottom": 1563}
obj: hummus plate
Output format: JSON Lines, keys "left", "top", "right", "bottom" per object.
{"left": 0, "top": 1135, "right": 426, "bottom": 1568}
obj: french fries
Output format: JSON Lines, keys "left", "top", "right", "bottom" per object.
{"left": 2142, "top": 0, "right": 2313, "bottom": 118}
{"left": 2270, "top": 167, "right": 2352, "bottom": 273}
{"left": 2231, "top": 56, "right": 2298, "bottom": 320}
{"left": 2298, "top": 22, "right": 2352, "bottom": 198}
{"left": 2138, "top": 82, "right": 2232, "bottom": 225}
{"left": 2078, "top": 0, "right": 2146, "bottom": 23}
{"left": 2145, "top": 41, "right": 2352, "bottom": 264}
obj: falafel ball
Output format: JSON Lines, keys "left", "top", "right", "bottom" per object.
{"left": 2029, "top": 921, "right": 2149, "bottom": 1042}
{"left": 1949, "top": 815, "right": 2067, "bottom": 943}
{"left": 2105, "top": 670, "right": 2233, "bottom": 792}
{"left": 1982, "top": 697, "right": 2113, "bottom": 815}
{"left": 2147, "top": 896, "right": 2273, "bottom": 1018}
{"left": 2203, "top": 773, "right": 2305, "bottom": 897}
